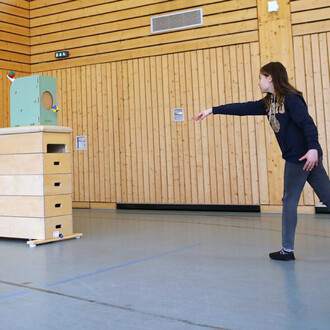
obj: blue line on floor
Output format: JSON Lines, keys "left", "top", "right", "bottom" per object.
{"left": 0, "top": 242, "right": 202, "bottom": 301}
{"left": 46, "top": 242, "right": 202, "bottom": 288}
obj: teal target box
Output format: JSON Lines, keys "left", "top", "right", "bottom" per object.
{"left": 10, "top": 75, "right": 57, "bottom": 127}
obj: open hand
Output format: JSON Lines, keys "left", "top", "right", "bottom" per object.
{"left": 193, "top": 108, "right": 212, "bottom": 121}
{"left": 299, "top": 149, "right": 318, "bottom": 171}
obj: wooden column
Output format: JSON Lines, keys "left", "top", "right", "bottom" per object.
{"left": 257, "top": 0, "right": 295, "bottom": 210}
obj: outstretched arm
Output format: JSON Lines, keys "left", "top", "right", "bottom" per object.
{"left": 193, "top": 99, "right": 266, "bottom": 121}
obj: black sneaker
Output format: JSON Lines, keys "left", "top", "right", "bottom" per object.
{"left": 269, "top": 249, "right": 295, "bottom": 261}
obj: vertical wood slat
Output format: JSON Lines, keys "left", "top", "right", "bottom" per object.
{"left": 144, "top": 57, "right": 155, "bottom": 203}
{"left": 224, "top": 46, "right": 237, "bottom": 204}
{"left": 169, "top": 54, "right": 180, "bottom": 203}
{"left": 150, "top": 57, "right": 161, "bottom": 203}
{"left": 216, "top": 47, "right": 231, "bottom": 204}
{"left": 185, "top": 52, "right": 198, "bottom": 204}
{"left": 191, "top": 51, "right": 205, "bottom": 204}
{"left": 210, "top": 48, "right": 224, "bottom": 204}
{"left": 243, "top": 43, "right": 259, "bottom": 205}
{"left": 197, "top": 49, "right": 210, "bottom": 204}
{"left": 204, "top": 49, "right": 217, "bottom": 204}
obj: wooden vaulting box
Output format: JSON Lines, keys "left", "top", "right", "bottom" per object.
{"left": 0, "top": 126, "right": 76, "bottom": 241}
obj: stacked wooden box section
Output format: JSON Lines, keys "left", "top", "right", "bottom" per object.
{"left": 0, "top": 126, "right": 73, "bottom": 241}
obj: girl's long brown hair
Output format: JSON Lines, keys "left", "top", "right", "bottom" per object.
{"left": 260, "top": 62, "right": 302, "bottom": 109}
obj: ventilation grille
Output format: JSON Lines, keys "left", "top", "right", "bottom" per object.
{"left": 151, "top": 8, "right": 203, "bottom": 34}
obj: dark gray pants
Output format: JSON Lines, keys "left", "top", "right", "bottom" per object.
{"left": 282, "top": 158, "right": 330, "bottom": 250}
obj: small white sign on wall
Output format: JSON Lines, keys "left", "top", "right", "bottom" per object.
{"left": 173, "top": 108, "right": 184, "bottom": 122}
{"left": 76, "top": 135, "right": 87, "bottom": 150}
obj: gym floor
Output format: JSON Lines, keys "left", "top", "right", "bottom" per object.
{"left": 0, "top": 209, "right": 329, "bottom": 329}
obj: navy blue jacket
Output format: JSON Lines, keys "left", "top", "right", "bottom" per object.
{"left": 212, "top": 93, "right": 322, "bottom": 163}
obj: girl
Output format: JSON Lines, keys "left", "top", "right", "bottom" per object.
{"left": 193, "top": 62, "right": 330, "bottom": 261}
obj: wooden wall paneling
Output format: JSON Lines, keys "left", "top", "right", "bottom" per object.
{"left": 29, "top": 0, "right": 76, "bottom": 10}
{"left": 1, "top": 0, "right": 29, "bottom": 9}
{"left": 223, "top": 46, "right": 237, "bottom": 204}
{"left": 81, "top": 66, "right": 90, "bottom": 202}
{"left": 292, "top": 8, "right": 330, "bottom": 25}
{"left": 0, "top": 71, "right": 5, "bottom": 128}
{"left": 128, "top": 60, "right": 138, "bottom": 203}
{"left": 197, "top": 49, "right": 211, "bottom": 204}
{"left": 311, "top": 34, "right": 329, "bottom": 177}
{"left": 75, "top": 66, "right": 84, "bottom": 202}
{"left": 0, "top": 39, "right": 29, "bottom": 55}
{"left": 184, "top": 52, "right": 198, "bottom": 204}
{"left": 150, "top": 57, "right": 161, "bottom": 203}
{"left": 96, "top": 64, "right": 105, "bottom": 202}
{"left": 29, "top": 6, "right": 257, "bottom": 61}
{"left": 30, "top": 0, "right": 249, "bottom": 30}
{"left": 138, "top": 58, "right": 149, "bottom": 203}
{"left": 30, "top": 0, "right": 171, "bottom": 23}
{"left": 104, "top": 63, "right": 114, "bottom": 202}
{"left": 144, "top": 57, "right": 155, "bottom": 203}
{"left": 0, "top": 31, "right": 29, "bottom": 47}
{"left": 116, "top": 61, "right": 125, "bottom": 202}
{"left": 0, "top": 21, "right": 29, "bottom": 36}
{"left": 210, "top": 48, "right": 224, "bottom": 204}
{"left": 0, "top": 60, "right": 30, "bottom": 73}
{"left": 169, "top": 54, "right": 180, "bottom": 203}
{"left": 0, "top": 1, "right": 30, "bottom": 72}
{"left": 237, "top": 44, "right": 252, "bottom": 205}
{"left": 231, "top": 45, "right": 245, "bottom": 204}
{"left": 216, "top": 47, "right": 231, "bottom": 204}
{"left": 0, "top": 7, "right": 29, "bottom": 26}
{"left": 86, "top": 65, "right": 95, "bottom": 201}
{"left": 177, "top": 53, "right": 190, "bottom": 203}
{"left": 156, "top": 56, "right": 168, "bottom": 203}
{"left": 30, "top": 0, "right": 118, "bottom": 13}
{"left": 191, "top": 51, "right": 204, "bottom": 204}
{"left": 204, "top": 49, "right": 217, "bottom": 204}
{"left": 102, "top": 63, "right": 110, "bottom": 202}
{"left": 89, "top": 66, "right": 98, "bottom": 202}
{"left": 297, "top": 35, "right": 316, "bottom": 205}
{"left": 122, "top": 61, "right": 132, "bottom": 203}
{"left": 29, "top": 0, "right": 258, "bottom": 71}
{"left": 162, "top": 55, "right": 174, "bottom": 204}
{"left": 134, "top": 59, "right": 144, "bottom": 202}
{"left": 66, "top": 68, "right": 74, "bottom": 199}
{"left": 70, "top": 67, "right": 78, "bottom": 201}
{"left": 243, "top": 43, "right": 259, "bottom": 205}
{"left": 30, "top": 19, "right": 258, "bottom": 65}
{"left": 319, "top": 33, "right": 330, "bottom": 174}
{"left": 90, "top": 65, "right": 99, "bottom": 201}
{"left": 110, "top": 62, "right": 121, "bottom": 202}
{"left": 250, "top": 42, "right": 268, "bottom": 205}
{"left": 31, "top": 30, "right": 258, "bottom": 72}
{"left": 149, "top": 57, "right": 159, "bottom": 203}
{"left": 292, "top": 21, "right": 330, "bottom": 37}
{"left": 290, "top": 0, "right": 330, "bottom": 12}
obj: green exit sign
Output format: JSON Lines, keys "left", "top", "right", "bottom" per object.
{"left": 55, "top": 51, "right": 69, "bottom": 58}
